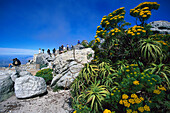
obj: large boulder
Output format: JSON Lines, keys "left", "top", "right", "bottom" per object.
{"left": 35, "top": 53, "right": 50, "bottom": 64}
{"left": 149, "top": 21, "right": 170, "bottom": 34}
{"left": 14, "top": 75, "right": 47, "bottom": 98}
{"left": 0, "top": 71, "right": 14, "bottom": 101}
{"left": 51, "top": 48, "right": 94, "bottom": 88}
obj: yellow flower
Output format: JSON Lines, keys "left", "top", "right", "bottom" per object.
{"left": 95, "top": 38, "right": 100, "bottom": 43}
{"left": 127, "top": 109, "right": 132, "bottom": 113}
{"left": 103, "top": 109, "right": 111, "bottom": 113}
{"left": 115, "top": 44, "right": 119, "bottom": 46}
{"left": 135, "top": 64, "right": 138, "bottom": 66}
{"left": 144, "top": 105, "right": 150, "bottom": 111}
{"left": 126, "top": 69, "right": 130, "bottom": 72}
{"left": 128, "top": 99, "right": 135, "bottom": 104}
{"left": 112, "top": 33, "right": 115, "bottom": 36}
{"left": 159, "top": 86, "right": 166, "bottom": 91}
{"left": 142, "top": 15, "right": 147, "bottom": 18}
{"left": 140, "top": 97, "right": 144, "bottom": 101}
{"left": 122, "top": 94, "right": 129, "bottom": 99}
{"left": 149, "top": 100, "right": 152, "bottom": 103}
{"left": 133, "top": 81, "right": 139, "bottom": 85}
{"left": 124, "top": 102, "right": 130, "bottom": 108}
{"left": 134, "top": 72, "right": 137, "bottom": 74}
{"left": 134, "top": 98, "right": 142, "bottom": 104}
{"left": 137, "top": 29, "right": 142, "bottom": 31}
{"left": 97, "top": 26, "right": 100, "bottom": 28}
{"left": 111, "top": 93, "right": 114, "bottom": 96}
{"left": 153, "top": 89, "right": 161, "bottom": 94}
{"left": 130, "top": 64, "right": 134, "bottom": 66}
{"left": 73, "top": 110, "right": 77, "bottom": 113}
{"left": 126, "top": 66, "right": 129, "bottom": 68}
{"left": 119, "top": 99, "right": 123, "bottom": 104}
{"left": 131, "top": 94, "right": 138, "bottom": 99}
{"left": 132, "top": 111, "right": 138, "bottom": 113}
{"left": 137, "top": 33, "right": 140, "bottom": 35}
{"left": 132, "top": 33, "right": 135, "bottom": 36}
{"left": 138, "top": 107, "right": 144, "bottom": 112}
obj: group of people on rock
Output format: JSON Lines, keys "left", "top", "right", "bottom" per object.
{"left": 39, "top": 40, "right": 81, "bottom": 55}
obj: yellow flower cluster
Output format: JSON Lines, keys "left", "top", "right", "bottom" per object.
{"left": 157, "top": 40, "right": 168, "bottom": 45}
{"left": 131, "top": 94, "right": 138, "bottom": 99}
{"left": 122, "top": 94, "right": 129, "bottom": 99}
{"left": 138, "top": 107, "right": 144, "bottom": 112}
{"left": 144, "top": 105, "right": 150, "bottom": 111}
{"left": 130, "top": 2, "right": 160, "bottom": 19}
{"left": 103, "top": 109, "right": 111, "bottom": 113}
{"left": 133, "top": 80, "right": 139, "bottom": 85}
{"left": 158, "top": 85, "right": 166, "bottom": 91}
{"left": 153, "top": 89, "right": 161, "bottom": 94}
{"left": 100, "top": 7, "right": 125, "bottom": 26}
{"left": 109, "top": 28, "right": 121, "bottom": 36}
{"left": 126, "top": 25, "right": 146, "bottom": 37}
{"left": 95, "top": 38, "right": 100, "bottom": 43}
{"left": 127, "top": 109, "right": 138, "bottom": 113}
{"left": 96, "top": 29, "right": 107, "bottom": 37}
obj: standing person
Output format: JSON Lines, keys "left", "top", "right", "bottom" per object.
{"left": 53, "top": 48, "right": 56, "bottom": 56}
{"left": 47, "top": 48, "right": 51, "bottom": 56}
{"left": 71, "top": 45, "right": 74, "bottom": 50}
{"left": 59, "top": 46, "right": 62, "bottom": 54}
{"left": 67, "top": 44, "right": 69, "bottom": 51}
{"left": 78, "top": 40, "right": 80, "bottom": 44}
{"left": 39, "top": 48, "right": 41, "bottom": 54}
{"left": 42, "top": 49, "right": 45, "bottom": 53}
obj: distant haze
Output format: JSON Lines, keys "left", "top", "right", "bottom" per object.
{"left": 0, "top": 48, "right": 38, "bottom": 55}
{"left": 0, "top": 55, "right": 33, "bottom": 67}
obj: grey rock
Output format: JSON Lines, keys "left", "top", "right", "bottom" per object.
{"left": 36, "top": 53, "right": 49, "bottom": 64}
{"left": 19, "top": 71, "right": 32, "bottom": 77}
{"left": 73, "top": 44, "right": 85, "bottom": 50}
{"left": 14, "top": 75, "right": 47, "bottom": 98}
{"left": 149, "top": 21, "right": 170, "bottom": 34}
{"left": 52, "top": 48, "right": 94, "bottom": 87}
{"left": 0, "top": 72, "right": 14, "bottom": 102}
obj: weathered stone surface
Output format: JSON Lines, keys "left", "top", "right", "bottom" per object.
{"left": 73, "top": 44, "right": 85, "bottom": 50}
{"left": 149, "top": 21, "right": 170, "bottom": 34}
{"left": 14, "top": 75, "right": 47, "bottom": 98}
{"left": 0, "top": 71, "right": 14, "bottom": 102}
{"left": 51, "top": 48, "right": 94, "bottom": 87}
{"left": 35, "top": 53, "right": 50, "bottom": 64}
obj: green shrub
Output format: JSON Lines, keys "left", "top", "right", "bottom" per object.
{"left": 35, "top": 68, "right": 53, "bottom": 85}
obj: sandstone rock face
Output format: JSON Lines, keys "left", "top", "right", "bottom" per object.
{"left": 149, "top": 21, "right": 170, "bottom": 34}
{"left": 0, "top": 71, "right": 14, "bottom": 101}
{"left": 51, "top": 48, "right": 94, "bottom": 88}
{"left": 14, "top": 75, "right": 47, "bottom": 98}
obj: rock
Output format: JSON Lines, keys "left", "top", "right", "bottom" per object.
{"left": 51, "top": 48, "right": 94, "bottom": 88}
{"left": 73, "top": 44, "right": 85, "bottom": 50}
{"left": 14, "top": 75, "right": 47, "bottom": 98}
{"left": 149, "top": 21, "right": 170, "bottom": 34}
{"left": 35, "top": 53, "right": 50, "bottom": 65}
{"left": 0, "top": 71, "right": 14, "bottom": 102}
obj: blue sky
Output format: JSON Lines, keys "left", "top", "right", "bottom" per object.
{"left": 0, "top": 0, "right": 169, "bottom": 55}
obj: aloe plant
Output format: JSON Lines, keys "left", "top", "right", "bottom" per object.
{"left": 78, "top": 82, "right": 110, "bottom": 112}
{"left": 144, "top": 63, "right": 170, "bottom": 89}
{"left": 139, "top": 38, "right": 162, "bottom": 63}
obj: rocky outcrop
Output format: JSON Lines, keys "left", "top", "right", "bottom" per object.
{"left": 0, "top": 70, "right": 15, "bottom": 101}
{"left": 14, "top": 75, "right": 47, "bottom": 98}
{"left": 73, "top": 44, "right": 85, "bottom": 50}
{"left": 51, "top": 48, "right": 94, "bottom": 88}
{"left": 149, "top": 21, "right": 170, "bottom": 34}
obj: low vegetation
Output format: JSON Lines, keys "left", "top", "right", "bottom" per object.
{"left": 71, "top": 2, "right": 169, "bottom": 113}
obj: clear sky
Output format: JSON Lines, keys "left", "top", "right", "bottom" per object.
{"left": 0, "top": 0, "right": 169, "bottom": 55}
